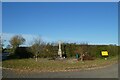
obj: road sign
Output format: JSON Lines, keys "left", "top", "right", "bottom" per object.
{"left": 101, "top": 51, "right": 108, "bottom": 56}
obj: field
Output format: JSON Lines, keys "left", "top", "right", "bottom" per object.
{"left": 2, "top": 56, "right": 118, "bottom": 72}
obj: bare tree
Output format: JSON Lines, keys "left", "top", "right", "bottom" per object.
{"left": 0, "top": 35, "right": 7, "bottom": 53}
{"left": 0, "top": 36, "right": 2, "bottom": 53}
{"left": 76, "top": 43, "right": 88, "bottom": 61}
{"left": 0, "top": 36, "right": 5, "bottom": 48}
{"left": 30, "top": 36, "right": 44, "bottom": 61}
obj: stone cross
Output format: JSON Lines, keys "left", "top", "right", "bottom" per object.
{"left": 58, "top": 41, "right": 62, "bottom": 58}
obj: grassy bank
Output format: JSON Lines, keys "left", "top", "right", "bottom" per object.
{"left": 2, "top": 56, "right": 118, "bottom": 72}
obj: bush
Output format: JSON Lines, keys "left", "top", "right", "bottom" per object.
{"left": 6, "top": 43, "right": 118, "bottom": 59}
{"left": 8, "top": 47, "right": 34, "bottom": 59}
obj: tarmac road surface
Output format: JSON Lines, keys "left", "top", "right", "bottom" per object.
{"left": 2, "top": 63, "right": 118, "bottom": 78}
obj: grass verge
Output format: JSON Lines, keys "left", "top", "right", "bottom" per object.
{"left": 2, "top": 56, "right": 118, "bottom": 72}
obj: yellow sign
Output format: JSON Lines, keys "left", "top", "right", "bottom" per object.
{"left": 101, "top": 51, "right": 108, "bottom": 56}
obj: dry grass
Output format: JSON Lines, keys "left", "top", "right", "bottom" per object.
{"left": 2, "top": 56, "right": 118, "bottom": 72}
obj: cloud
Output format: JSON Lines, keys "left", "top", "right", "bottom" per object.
{"left": 2, "top": 33, "right": 53, "bottom": 47}
{"left": 2, "top": 33, "right": 117, "bottom": 48}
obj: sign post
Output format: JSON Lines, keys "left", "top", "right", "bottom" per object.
{"left": 101, "top": 51, "right": 109, "bottom": 60}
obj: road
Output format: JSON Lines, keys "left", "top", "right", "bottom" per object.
{"left": 2, "top": 63, "right": 118, "bottom": 78}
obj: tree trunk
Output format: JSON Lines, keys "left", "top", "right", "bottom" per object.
{"left": 80, "top": 53, "right": 84, "bottom": 61}
{"left": 36, "top": 57, "right": 37, "bottom": 61}
{"left": 80, "top": 55, "right": 83, "bottom": 61}
{"left": 35, "top": 54, "right": 37, "bottom": 61}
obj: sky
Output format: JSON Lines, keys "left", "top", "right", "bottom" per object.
{"left": 2, "top": 2, "right": 118, "bottom": 47}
